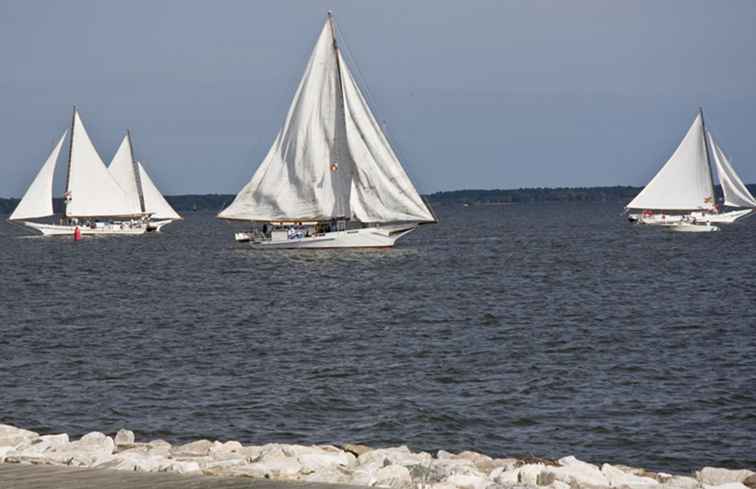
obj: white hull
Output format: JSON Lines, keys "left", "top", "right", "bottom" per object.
{"left": 22, "top": 221, "right": 147, "bottom": 236}
{"left": 245, "top": 224, "right": 418, "bottom": 249}
{"left": 664, "top": 222, "right": 720, "bottom": 233}
{"left": 690, "top": 209, "right": 753, "bottom": 224}
{"left": 146, "top": 219, "right": 177, "bottom": 232}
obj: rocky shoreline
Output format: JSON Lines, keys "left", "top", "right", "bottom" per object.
{"left": 1, "top": 424, "right": 753, "bottom": 489}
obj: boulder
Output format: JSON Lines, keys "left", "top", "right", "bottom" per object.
{"left": 172, "top": 439, "right": 214, "bottom": 457}
{"left": 303, "top": 466, "right": 354, "bottom": 484}
{"left": 95, "top": 451, "right": 168, "bottom": 472}
{"left": 159, "top": 460, "right": 201, "bottom": 475}
{"left": 431, "top": 457, "right": 483, "bottom": 481}
{"left": 209, "top": 440, "right": 243, "bottom": 457}
{"left": 444, "top": 472, "right": 490, "bottom": 489}
{"left": 743, "top": 475, "right": 756, "bottom": 489}
{"left": 661, "top": 475, "right": 699, "bottom": 489}
{"left": 489, "top": 466, "right": 520, "bottom": 485}
{"left": 359, "top": 446, "right": 432, "bottom": 468}
{"left": 146, "top": 440, "right": 172, "bottom": 456}
{"left": 343, "top": 443, "right": 372, "bottom": 457}
{"left": 602, "top": 463, "right": 659, "bottom": 488}
{"left": 373, "top": 464, "right": 414, "bottom": 489}
{"left": 544, "top": 456, "right": 608, "bottom": 487}
{"left": 704, "top": 484, "right": 749, "bottom": 489}
{"left": 697, "top": 468, "right": 755, "bottom": 486}
{"left": 517, "top": 464, "right": 546, "bottom": 486}
{"left": 298, "top": 449, "right": 356, "bottom": 474}
{"left": 114, "top": 429, "right": 135, "bottom": 448}
{"left": 0, "top": 424, "right": 39, "bottom": 447}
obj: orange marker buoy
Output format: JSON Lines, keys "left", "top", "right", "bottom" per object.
{"left": 74, "top": 226, "right": 81, "bottom": 241}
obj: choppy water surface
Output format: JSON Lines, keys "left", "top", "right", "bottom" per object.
{"left": 0, "top": 203, "right": 754, "bottom": 472}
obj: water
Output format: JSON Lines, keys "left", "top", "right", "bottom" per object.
{"left": 1, "top": 203, "right": 754, "bottom": 473}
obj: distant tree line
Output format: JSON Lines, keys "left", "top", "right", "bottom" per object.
{"left": 1, "top": 186, "right": 755, "bottom": 214}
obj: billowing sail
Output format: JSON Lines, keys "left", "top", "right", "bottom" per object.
{"left": 138, "top": 162, "right": 181, "bottom": 220}
{"left": 9, "top": 132, "right": 67, "bottom": 221}
{"left": 708, "top": 131, "right": 756, "bottom": 208}
{"left": 219, "top": 15, "right": 433, "bottom": 223}
{"left": 65, "top": 111, "right": 139, "bottom": 217}
{"left": 109, "top": 134, "right": 144, "bottom": 213}
{"left": 627, "top": 113, "right": 716, "bottom": 211}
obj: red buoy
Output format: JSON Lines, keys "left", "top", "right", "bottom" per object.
{"left": 74, "top": 226, "right": 81, "bottom": 241}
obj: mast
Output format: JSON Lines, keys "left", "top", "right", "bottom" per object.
{"left": 127, "top": 130, "right": 146, "bottom": 213}
{"left": 328, "top": 11, "right": 349, "bottom": 221}
{"left": 699, "top": 107, "right": 717, "bottom": 207}
{"left": 64, "top": 106, "right": 76, "bottom": 195}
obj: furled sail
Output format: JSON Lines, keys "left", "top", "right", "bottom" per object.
{"left": 219, "top": 15, "right": 434, "bottom": 223}
{"left": 65, "top": 111, "right": 140, "bottom": 217}
{"left": 109, "top": 134, "right": 145, "bottom": 213}
{"left": 627, "top": 113, "right": 716, "bottom": 211}
{"left": 138, "top": 162, "right": 182, "bottom": 220}
{"left": 707, "top": 131, "right": 756, "bottom": 208}
{"left": 9, "top": 132, "right": 67, "bottom": 221}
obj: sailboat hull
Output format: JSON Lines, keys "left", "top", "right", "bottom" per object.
{"left": 22, "top": 221, "right": 147, "bottom": 236}
{"left": 690, "top": 209, "right": 753, "bottom": 224}
{"left": 246, "top": 224, "right": 418, "bottom": 249}
{"left": 664, "top": 222, "right": 720, "bottom": 233}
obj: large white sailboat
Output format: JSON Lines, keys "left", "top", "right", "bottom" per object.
{"left": 10, "top": 108, "right": 151, "bottom": 236}
{"left": 109, "top": 132, "right": 182, "bottom": 232}
{"left": 626, "top": 109, "right": 755, "bottom": 231}
{"left": 218, "top": 13, "right": 436, "bottom": 249}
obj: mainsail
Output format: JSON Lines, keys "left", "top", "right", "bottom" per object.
{"left": 138, "top": 162, "right": 182, "bottom": 220}
{"left": 65, "top": 110, "right": 140, "bottom": 217}
{"left": 627, "top": 112, "right": 716, "bottom": 211}
{"left": 109, "top": 133, "right": 145, "bottom": 213}
{"left": 9, "top": 132, "right": 67, "bottom": 221}
{"left": 707, "top": 131, "right": 756, "bottom": 208}
{"left": 219, "top": 14, "right": 434, "bottom": 223}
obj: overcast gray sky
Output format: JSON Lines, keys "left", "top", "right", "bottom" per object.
{"left": 1, "top": 0, "right": 755, "bottom": 197}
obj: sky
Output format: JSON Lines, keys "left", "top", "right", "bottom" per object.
{"left": 1, "top": 0, "right": 755, "bottom": 197}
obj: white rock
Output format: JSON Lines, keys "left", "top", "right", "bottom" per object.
{"left": 172, "top": 439, "right": 213, "bottom": 457}
{"left": 704, "top": 484, "right": 749, "bottom": 489}
{"left": 146, "top": 440, "right": 172, "bottom": 456}
{"left": 445, "top": 472, "right": 490, "bottom": 489}
{"left": 489, "top": 466, "right": 520, "bottom": 485}
{"left": 359, "top": 446, "right": 432, "bottom": 468}
{"left": 303, "top": 466, "right": 354, "bottom": 484}
{"left": 697, "top": 468, "right": 755, "bottom": 486}
{"left": 299, "top": 450, "right": 356, "bottom": 474}
{"left": 114, "top": 429, "right": 135, "bottom": 447}
{"left": 517, "top": 464, "right": 546, "bottom": 486}
{"left": 209, "top": 440, "right": 243, "bottom": 458}
{"left": 95, "top": 451, "right": 167, "bottom": 472}
{"left": 0, "top": 446, "right": 15, "bottom": 462}
{"left": 159, "top": 460, "right": 201, "bottom": 475}
{"left": 546, "top": 481, "right": 572, "bottom": 489}
{"left": 429, "top": 483, "right": 459, "bottom": 489}
{"left": 602, "top": 463, "right": 659, "bottom": 487}
{"left": 351, "top": 461, "right": 386, "bottom": 486}
{"left": 432, "top": 457, "right": 481, "bottom": 479}
{"left": 662, "top": 475, "right": 699, "bottom": 489}
{"left": 0, "top": 424, "right": 39, "bottom": 447}
{"left": 546, "top": 456, "right": 609, "bottom": 487}
{"left": 373, "top": 464, "right": 414, "bottom": 489}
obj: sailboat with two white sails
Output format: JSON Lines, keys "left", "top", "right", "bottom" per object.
{"left": 218, "top": 13, "right": 436, "bottom": 248}
{"left": 626, "top": 108, "right": 755, "bottom": 232}
{"left": 8, "top": 108, "right": 180, "bottom": 236}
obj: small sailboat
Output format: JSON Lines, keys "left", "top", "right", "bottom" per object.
{"left": 218, "top": 13, "right": 436, "bottom": 248}
{"left": 109, "top": 132, "right": 181, "bottom": 232}
{"left": 627, "top": 108, "right": 755, "bottom": 227}
{"left": 9, "top": 108, "right": 151, "bottom": 236}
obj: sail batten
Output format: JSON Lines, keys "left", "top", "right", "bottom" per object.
{"left": 708, "top": 131, "right": 756, "bottom": 208}
{"left": 9, "top": 132, "right": 67, "bottom": 221}
{"left": 219, "top": 15, "right": 433, "bottom": 223}
{"left": 627, "top": 113, "right": 716, "bottom": 211}
{"left": 65, "top": 111, "right": 141, "bottom": 217}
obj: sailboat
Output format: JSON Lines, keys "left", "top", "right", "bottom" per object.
{"left": 218, "top": 13, "right": 436, "bottom": 248}
{"left": 626, "top": 108, "right": 755, "bottom": 231}
{"left": 109, "top": 132, "right": 182, "bottom": 231}
{"left": 9, "top": 107, "right": 151, "bottom": 236}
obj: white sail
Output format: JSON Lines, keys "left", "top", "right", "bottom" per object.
{"left": 627, "top": 113, "right": 716, "bottom": 211}
{"left": 66, "top": 111, "right": 140, "bottom": 217}
{"left": 219, "top": 16, "right": 433, "bottom": 223}
{"left": 109, "top": 134, "right": 144, "bottom": 213}
{"left": 708, "top": 131, "right": 756, "bottom": 208}
{"left": 9, "top": 132, "right": 67, "bottom": 221}
{"left": 138, "top": 162, "right": 181, "bottom": 220}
